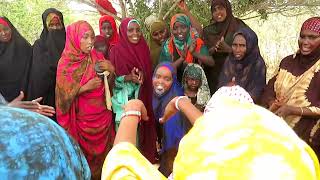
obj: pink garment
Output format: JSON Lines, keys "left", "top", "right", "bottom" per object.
{"left": 55, "top": 20, "right": 115, "bottom": 179}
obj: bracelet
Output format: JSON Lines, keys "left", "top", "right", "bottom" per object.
{"left": 175, "top": 96, "right": 188, "bottom": 111}
{"left": 120, "top": 110, "right": 141, "bottom": 121}
{"left": 300, "top": 107, "right": 304, "bottom": 116}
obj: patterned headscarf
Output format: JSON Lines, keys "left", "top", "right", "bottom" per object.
{"left": 182, "top": 63, "right": 211, "bottom": 108}
{"left": 301, "top": 17, "right": 320, "bottom": 34}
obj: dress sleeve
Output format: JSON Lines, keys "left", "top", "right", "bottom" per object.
{"left": 101, "top": 142, "right": 166, "bottom": 180}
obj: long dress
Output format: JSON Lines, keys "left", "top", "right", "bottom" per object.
{"left": 55, "top": 21, "right": 115, "bottom": 179}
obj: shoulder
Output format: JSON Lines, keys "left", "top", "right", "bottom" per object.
{"left": 279, "top": 54, "right": 295, "bottom": 69}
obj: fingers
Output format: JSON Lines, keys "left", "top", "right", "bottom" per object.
{"left": 32, "top": 97, "right": 43, "bottom": 103}
{"left": 11, "top": 91, "right": 24, "bottom": 103}
{"left": 140, "top": 103, "right": 149, "bottom": 121}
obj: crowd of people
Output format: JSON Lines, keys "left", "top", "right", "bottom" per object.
{"left": 0, "top": 0, "right": 319, "bottom": 179}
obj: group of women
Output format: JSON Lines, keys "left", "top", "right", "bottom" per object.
{"left": 0, "top": 0, "right": 319, "bottom": 178}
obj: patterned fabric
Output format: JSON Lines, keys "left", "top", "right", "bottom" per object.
{"left": 182, "top": 63, "right": 211, "bottom": 109}
{"left": 56, "top": 20, "right": 115, "bottom": 179}
{"left": 0, "top": 106, "right": 91, "bottom": 179}
{"left": 301, "top": 17, "right": 320, "bottom": 34}
{"left": 101, "top": 92, "right": 320, "bottom": 179}
{"left": 204, "top": 85, "right": 253, "bottom": 114}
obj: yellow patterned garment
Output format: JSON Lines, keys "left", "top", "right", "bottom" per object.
{"left": 102, "top": 97, "right": 320, "bottom": 180}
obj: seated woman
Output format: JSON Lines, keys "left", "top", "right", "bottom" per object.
{"left": 110, "top": 18, "right": 157, "bottom": 163}
{"left": 148, "top": 20, "right": 169, "bottom": 68}
{"left": 152, "top": 62, "right": 186, "bottom": 177}
{"left": 0, "top": 17, "right": 32, "bottom": 102}
{"left": 0, "top": 105, "right": 90, "bottom": 179}
{"left": 159, "top": 14, "right": 214, "bottom": 82}
{"left": 27, "top": 8, "right": 65, "bottom": 121}
{"left": 218, "top": 27, "right": 266, "bottom": 103}
{"left": 101, "top": 86, "right": 319, "bottom": 179}
{"left": 261, "top": 17, "right": 320, "bottom": 158}
{"left": 55, "top": 20, "right": 115, "bottom": 179}
{"left": 182, "top": 63, "right": 211, "bottom": 112}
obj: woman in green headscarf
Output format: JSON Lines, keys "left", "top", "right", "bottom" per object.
{"left": 149, "top": 20, "right": 169, "bottom": 69}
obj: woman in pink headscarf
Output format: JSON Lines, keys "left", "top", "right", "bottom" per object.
{"left": 99, "top": 15, "right": 119, "bottom": 49}
{"left": 55, "top": 20, "right": 115, "bottom": 179}
{"left": 110, "top": 18, "right": 157, "bottom": 163}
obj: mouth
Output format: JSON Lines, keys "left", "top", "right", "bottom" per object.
{"left": 105, "top": 34, "right": 111, "bottom": 38}
{"left": 132, "top": 37, "right": 139, "bottom": 41}
{"left": 155, "top": 85, "right": 165, "bottom": 95}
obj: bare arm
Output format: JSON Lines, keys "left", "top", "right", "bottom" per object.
{"left": 178, "top": 1, "right": 203, "bottom": 36}
{"left": 192, "top": 52, "right": 215, "bottom": 67}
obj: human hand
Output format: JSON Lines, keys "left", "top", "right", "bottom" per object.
{"left": 83, "top": 77, "right": 102, "bottom": 92}
{"left": 177, "top": 0, "right": 189, "bottom": 13}
{"left": 123, "top": 99, "right": 149, "bottom": 121}
{"left": 274, "top": 105, "right": 294, "bottom": 118}
{"left": 215, "top": 37, "right": 231, "bottom": 53}
{"left": 159, "top": 96, "right": 181, "bottom": 124}
{"left": 188, "top": 39, "right": 196, "bottom": 54}
{"left": 125, "top": 68, "right": 141, "bottom": 84}
{"left": 268, "top": 96, "right": 285, "bottom": 112}
{"left": 226, "top": 77, "right": 236, "bottom": 86}
{"left": 97, "top": 60, "right": 115, "bottom": 73}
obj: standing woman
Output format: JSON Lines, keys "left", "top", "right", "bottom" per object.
{"left": 55, "top": 21, "right": 115, "bottom": 179}
{"left": 203, "top": 0, "right": 248, "bottom": 94}
{"left": 110, "top": 18, "right": 157, "bottom": 163}
{"left": 99, "top": 15, "right": 119, "bottom": 50}
{"left": 159, "top": 14, "right": 214, "bottom": 83}
{"left": 27, "top": 8, "right": 65, "bottom": 120}
{"left": 218, "top": 27, "right": 266, "bottom": 103}
{"left": 261, "top": 17, "right": 320, "bottom": 158}
{"left": 0, "top": 17, "right": 32, "bottom": 102}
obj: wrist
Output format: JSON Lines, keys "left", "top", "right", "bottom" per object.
{"left": 175, "top": 96, "right": 189, "bottom": 111}
{"left": 120, "top": 110, "right": 141, "bottom": 122}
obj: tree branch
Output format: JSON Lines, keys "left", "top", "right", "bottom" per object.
{"left": 163, "top": 0, "right": 181, "bottom": 20}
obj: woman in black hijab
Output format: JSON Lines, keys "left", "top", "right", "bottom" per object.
{"left": 0, "top": 17, "right": 32, "bottom": 102}
{"left": 27, "top": 8, "right": 66, "bottom": 120}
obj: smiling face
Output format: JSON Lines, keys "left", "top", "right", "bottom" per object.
{"left": 80, "top": 29, "right": 95, "bottom": 54}
{"left": 127, "top": 22, "right": 142, "bottom": 44}
{"left": 153, "top": 66, "right": 173, "bottom": 96}
{"left": 232, "top": 34, "right": 247, "bottom": 60}
{"left": 0, "top": 24, "right": 12, "bottom": 43}
{"left": 298, "top": 29, "right": 320, "bottom": 55}
{"left": 152, "top": 28, "right": 168, "bottom": 45}
{"left": 212, "top": 5, "right": 227, "bottom": 23}
{"left": 172, "top": 21, "right": 188, "bottom": 41}
{"left": 101, "top": 21, "right": 113, "bottom": 39}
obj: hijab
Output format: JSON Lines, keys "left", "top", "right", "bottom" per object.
{"left": 109, "top": 18, "right": 157, "bottom": 163}
{"left": 99, "top": 15, "right": 119, "bottom": 47}
{"left": 27, "top": 8, "right": 66, "bottom": 106}
{"left": 218, "top": 27, "right": 266, "bottom": 102}
{"left": 0, "top": 17, "right": 32, "bottom": 102}
{"left": 149, "top": 20, "right": 167, "bottom": 68}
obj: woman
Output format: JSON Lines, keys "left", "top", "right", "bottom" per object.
{"left": 0, "top": 17, "right": 32, "bottom": 102}
{"left": 99, "top": 15, "right": 119, "bottom": 50}
{"left": 159, "top": 14, "right": 214, "bottom": 82}
{"left": 27, "top": 8, "right": 65, "bottom": 120}
{"left": 149, "top": 20, "right": 169, "bottom": 68}
{"left": 0, "top": 106, "right": 90, "bottom": 179}
{"left": 152, "top": 63, "right": 185, "bottom": 176}
{"left": 110, "top": 18, "right": 157, "bottom": 163}
{"left": 55, "top": 20, "right": 115, "bottom": 179}
{"left": 94, "top": 35, "right": 109, "bottom": 59}
{"left": 261, "top": 17, "right": 320, "bottom": 158}
{"left": 182, "top": 63, "right": 211, "bottom": 112}
{"left": 218, "top": 27, "right": 266, "bottom": 103}
{"left": 101, "top": 86, "right": 320, "bottom": 179}
{"left": 203, "top": 0, "right": 248, "bottom": 94}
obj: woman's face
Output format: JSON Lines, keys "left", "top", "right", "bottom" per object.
{"left": 80, "top": 30, "right": 95, "bottom": 54}
{"left": 232, "top": 34, "right": 247, "bottom": 60}
{"left": 152, "top": 28, "right": 168, "bottom": 45}
{"left": 212, "top": 5, "right": 227, "bottom": 22}
{"left": 172, "top": 21, "right": 188, "bottom": 41}
{"left": 0, "top": 24, "right": 12, "bottom": 42}
{"left": 47, "top": 17, "right": 63, "bottom": 31}
{"left": 101, "top": 22, "right": 113, "bottom": 39}
{"left": 298, "top": 29, "right": 320, "bottom": 55}
{"left": 153, "top": 66, "right": 173, "bottom": 96}
{"left": 185, "top": 76, "right": 201, "bottom": 91}
{"left": 127, "top": 22, "right": 142, "bottom": 44}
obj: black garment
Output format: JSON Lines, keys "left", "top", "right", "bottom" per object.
{"left": 27, "top": 8, "right": 65, "bottom": 118}
{"left": 0, "top": 17, "right": 32, "bottom": 102}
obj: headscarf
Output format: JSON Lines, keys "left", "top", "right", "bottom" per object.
{"left": 166, "top": 14, "right": 203, "bottom": 63}
{"left": 99, "top": 15, "right": 119, "bottom": 47}
{"left": 182, "top": 63, "right": 211, "bottom": 108}
{"left": 110, "top": 18, "right": 157, "bottom": 163}
{"left": 149, "top": 20, "right": 167, "bottom": 68}
{"left": 27, "top": 8, "right": 66, "bottom": 108}
{"left": 173, "top": 86, "right": 320, "bottom": 179}
{"left": 94, "top": 35, "right": 110, "bottom": 59}
{"left": 0, "top": 17, "right": 32, "bottom": 102}
{"left": 218, "top": 27, "right": 266, "bottom": 102}
{"left": 301, "top": 17, "right": 320, "bottom": 34}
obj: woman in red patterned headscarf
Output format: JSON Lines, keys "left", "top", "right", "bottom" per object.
{"left": 55, "top": 20, "right": 115, "bottom": 179}
{"left": 262, "top": 17, "right": 320, "bottom": 158}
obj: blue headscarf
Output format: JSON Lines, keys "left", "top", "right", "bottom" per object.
{"left": 152, "top": 62, "right": 185, "bottom": 151}
{"left": 218, "top": 27, "right": 266, "bottom": 102}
